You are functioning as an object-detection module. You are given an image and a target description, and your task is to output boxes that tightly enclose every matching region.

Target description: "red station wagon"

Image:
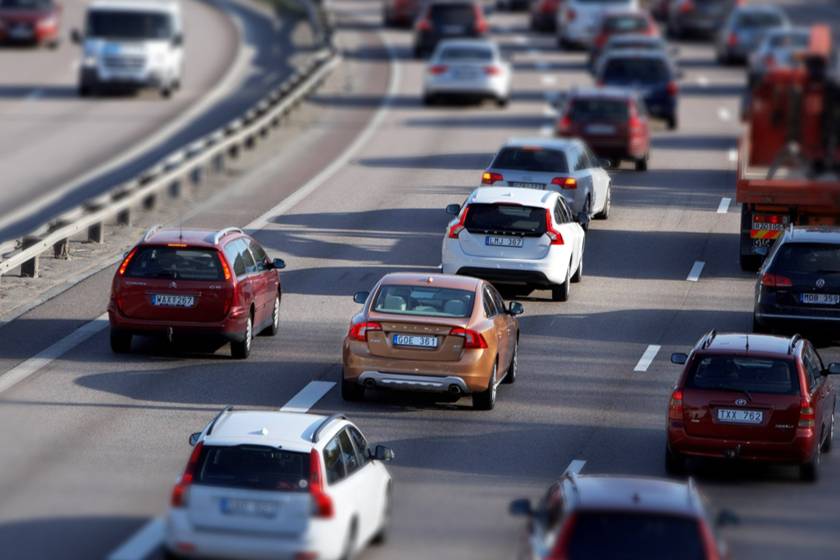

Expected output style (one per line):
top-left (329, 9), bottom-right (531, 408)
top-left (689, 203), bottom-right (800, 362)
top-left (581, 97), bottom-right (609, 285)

top-left (667, 331), bottom-right (838, 481)
top-left (108, 226), bottom-right (286, 359)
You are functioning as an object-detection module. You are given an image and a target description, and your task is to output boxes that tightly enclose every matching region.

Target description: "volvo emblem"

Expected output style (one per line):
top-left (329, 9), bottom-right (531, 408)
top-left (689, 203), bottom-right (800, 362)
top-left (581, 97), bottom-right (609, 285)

top-left (169, 281), bottom-right (177, 289)
top-left (735, 398), bottom-right (748, 406)
top-left (816, 278), bottom-right (826, 289)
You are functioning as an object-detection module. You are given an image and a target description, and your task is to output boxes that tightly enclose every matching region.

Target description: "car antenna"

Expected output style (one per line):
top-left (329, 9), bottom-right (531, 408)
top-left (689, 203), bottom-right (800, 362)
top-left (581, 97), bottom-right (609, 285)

top-left (178, 211), bottom-right (183, 241)
top-left (745, 334), bottom-right (749, 352)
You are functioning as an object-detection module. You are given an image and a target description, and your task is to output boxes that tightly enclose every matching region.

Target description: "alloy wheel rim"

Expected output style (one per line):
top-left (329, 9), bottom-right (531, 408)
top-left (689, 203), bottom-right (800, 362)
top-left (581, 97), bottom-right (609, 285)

top-left (245, 318), bottom-right (252, 350)
top-left (273, 298), bottom-right (280, 329)
top-left (491, 365), bottom-right (497, 401)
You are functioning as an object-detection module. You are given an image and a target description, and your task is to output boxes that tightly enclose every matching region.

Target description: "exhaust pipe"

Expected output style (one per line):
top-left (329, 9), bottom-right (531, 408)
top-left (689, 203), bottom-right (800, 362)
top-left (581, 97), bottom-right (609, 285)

top-left (448, 384), bottom-right (462, 395)
top-left (364, 378), bottom-right (377, 389)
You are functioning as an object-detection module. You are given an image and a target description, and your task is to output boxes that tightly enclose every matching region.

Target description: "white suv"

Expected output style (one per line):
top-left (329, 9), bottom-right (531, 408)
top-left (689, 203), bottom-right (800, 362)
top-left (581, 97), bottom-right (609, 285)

top-left (165, 408), bottom-right (394, 560)
top-left (441, 187), bottom-right (586, 301)
top-left (557, 0), bottom-right (640, 48)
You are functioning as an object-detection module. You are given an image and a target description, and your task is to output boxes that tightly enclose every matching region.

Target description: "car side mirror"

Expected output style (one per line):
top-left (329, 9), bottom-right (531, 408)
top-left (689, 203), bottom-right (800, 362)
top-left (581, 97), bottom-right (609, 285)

top-left (271, 258), bottom-right (286, 270)
top-left (353, 291), bottom-right (369, 304)
top-left (71, 28), bottom-right (82, 44)
top-left (374, 445), bottom-right (395, 462)
top-left (508, 301), bottom-right (524, 316)
top-left (826, 362), bottom-right (840, 376)
top-left (509, 498), bottom-right (532, 517)
top-left (172, 33), bottom-right (184, 47)
top-left (445, 203), bottom-right (461, 216)
top-left (598, 157), bottom-right (612, 168)
top-left (715, 509), bottom-right (740, 528)
top-left (188, 432), bottom-right (201, 447)
top-left (576, 212), bottom-right (590, 229)
top-left (671, 352), bottom-right (688, 365)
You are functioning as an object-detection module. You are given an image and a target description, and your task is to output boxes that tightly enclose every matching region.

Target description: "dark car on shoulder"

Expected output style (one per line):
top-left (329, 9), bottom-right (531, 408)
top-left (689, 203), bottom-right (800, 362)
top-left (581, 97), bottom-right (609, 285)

top-left (0, 0), bottom-right (61, 47)
top-left (383, 0), bottom-right (422, 28)
top-left (413, 0), bottom-right (489, 58)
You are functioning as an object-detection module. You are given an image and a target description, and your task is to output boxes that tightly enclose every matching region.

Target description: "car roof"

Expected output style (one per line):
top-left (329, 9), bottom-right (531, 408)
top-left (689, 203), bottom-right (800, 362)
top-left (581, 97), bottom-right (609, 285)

top-left (140, 227), bottom-right (241, 248)
top-left (376, 272), bottom-right (482, 291)
top-left (503, 137), bottom-right (581, 151)
top-left (468, 187), bottom-right (559, 209)
top-left (568, 475), bottom-right (702, 517)
top-left (437, 38), bottom-right (496, 50)
top-left (202, 410), bottom-right (342, 453)
top-left (90, 0), bottom-right (180, 13)
top-left (699, 332), bottom-right (797, 357)
top-left (785, 226), bottom-right (840, 244)
top-left (569, 86), bottom-right (637, 100)
top-left (602, 49), bottom-right (669, 62)
top-left (733, 4), bottom-right (786, 16)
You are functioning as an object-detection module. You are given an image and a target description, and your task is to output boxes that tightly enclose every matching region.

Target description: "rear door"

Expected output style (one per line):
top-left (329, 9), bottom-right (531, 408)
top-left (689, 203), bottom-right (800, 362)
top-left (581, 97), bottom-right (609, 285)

top-left (342, 427), bottom-right (382, 543)
top-left (803, 343), bottom-right (831, 443)
top-left (582, 144), bottom-right (608, 213)
top-left (488, 284), bottom-right (516, 363)
top-left (459, 203), bottom-right (551, 260)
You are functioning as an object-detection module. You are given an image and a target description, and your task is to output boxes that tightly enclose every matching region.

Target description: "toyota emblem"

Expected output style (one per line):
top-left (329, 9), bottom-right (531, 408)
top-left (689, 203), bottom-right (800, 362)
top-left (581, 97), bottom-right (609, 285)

top-left (735, 398), bottom-right (748, 406)
top-left (169, 281), bottom-right (177, 289)
top-left (817, 278), bottom-right (826, 289)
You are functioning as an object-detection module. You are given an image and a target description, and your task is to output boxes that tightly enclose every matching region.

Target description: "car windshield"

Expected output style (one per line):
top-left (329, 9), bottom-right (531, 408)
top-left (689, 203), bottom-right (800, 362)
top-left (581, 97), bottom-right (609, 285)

top-left (771, 243), bottom-right (840, 275)
top-left (602, 58), bottom-right (670, 83)
top-left (686, 356), bottom-right (799, 395)
top-left (569, 98), bottom-right (629, 122)
top-left (195, 446), bottom-right (310, 492)
top-left (429, 4), bottom-right (475, 25)
top-left (0, 0), bottom-right (51, 8)
top-left (372, 285), bottom-right (476, 317)
top-left (608, 37), bottom-right (662, 51)
top-left (439, 46), bottom-right (493, 62)
top-left (736, 11), bottom-right (784, 29)
top-left (124, 247), bottom-right (225, 281)
top-left (605, 16), bottom-right (647, 33)
top-left (566, 512), bottom-right (706, 560)
top-left (86, 10), bottom-right (173, 40)
top-left (491, 146), bottom-right (569, 172)
top-left (464, 203), bottom-right (547, 236)
top-left (574, 0), bottom-right (631, 4)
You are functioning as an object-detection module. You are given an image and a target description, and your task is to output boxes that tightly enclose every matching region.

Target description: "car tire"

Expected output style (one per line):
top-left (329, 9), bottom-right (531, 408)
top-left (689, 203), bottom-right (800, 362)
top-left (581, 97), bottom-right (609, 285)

top-left (665, 445), bottom-right (686, 476)
top-left (414, 46), bottom-right (425, 59)
top-left (162, 549), bottom-right (181, 560)
top-left (551, 264), bottom-right (571, 302)
top-left (571, 251), bottom-right (583, 283)
top-left (422, 94), bottom-right (436, 106)
top-left (341, 376), bottom-right (365, 401)
top-left (667, 115), bottom-right (678, 130)
top-left (339, 520), bottom-right (357, 560)
top-left (580, 197), bottom-right (591, 231)
top-left (800, 446), bottom-right (821, 482)
top-left (595, 185), bottom-right (611, 220)
top-left (823, 406), bottom-right (835, 453)
top-left (78, 83), bottom-right (91, 97)
top-left (473, 362), bottom-right (497, 410)
top-left (739, 253), bottom-right (761, 272)
top-left (496, 96), bottom-right (509, 108)
top-left (635, 156), bottom-right (648, 172)
top-left (371, 484), bottom-right (391, 545)
top-left (230, 314), bottom-right (253, 359)
top-left (502, 341), bottom-right (518, 384)
top-left (160, 86), bottom-right (172, 98)
top-left (110, 330), bottom-right (132, 354)
top-left (261, 295), bottom-right (281, 336)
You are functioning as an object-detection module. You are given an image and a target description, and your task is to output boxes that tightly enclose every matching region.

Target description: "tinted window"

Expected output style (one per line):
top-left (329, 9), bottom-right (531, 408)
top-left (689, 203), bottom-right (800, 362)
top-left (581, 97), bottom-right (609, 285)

top-left (566, 512), bottom-right (705, 560)
top-left (195, 445), bottom-right (309, 492)
top-left (323, 437), bottom-right (346, 484)
top-left (338, 430), bottom-right (361, 477)
top-left (429, 3), bottom-right (475, 25)
top-left (439, 46), bottom-right (493, 62)
top-left (0, 0), bottom-right (52, 8)
top-left (492, 147), bottom-right (568, 173)
top-left (347, 427), bottom-right (370, 465)
top-left (569, 98), bottom-right (629, 122)
top-left (735, 11), bottom-right (784, 29)
top-left (602, 58), bottom-right (670, 83)
top-left (604, 15), bottom-right (648, 33)
top-left (249, 240), bottom-right (269, 272)
top-left (770, 243), bottom-right (840, 275)
top-left (802, 345), bottom-right (823, 393)
top-left (124, 247), bottom-right (224, 281)
top-left (464, 203), bottom-right (547, 236)
top-left (223, 240), bottom-right (252, 278)
top-left (483, 287), bottom-right (499, 316)
top-left (373, 285), bottom-right (476, 318)
top-left (489, 286), bottom-right (506, 310)
top-left (686, 356), bottom-right (799, 395)
top-left (87, 10), bottom-right (174, 40)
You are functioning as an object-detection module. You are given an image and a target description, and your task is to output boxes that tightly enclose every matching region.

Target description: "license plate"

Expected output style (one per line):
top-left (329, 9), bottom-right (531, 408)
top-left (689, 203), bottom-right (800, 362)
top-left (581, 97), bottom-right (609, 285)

top-left (392, 334), bottom-right (438, 348)
top-left (220, 498), bottom-right (279, 518)
top-left (442, 24), bottom-right (465, 34)
top-left (486, 236), bottom-right (524, 248)
top-left (10, 26), bottom-right (33, 39)
top-left (801, 293), bottom-right (840, 305)
top-left (152, 294), bottom-right (195, 307)
top-left (716, 408), bottom-right (764, 424)
top-left (453, 68), bottom-right (478, 79)
top-left (511, 182), bottom-right (543, 189)
top-left (586, 124), bottom-right (616, 135)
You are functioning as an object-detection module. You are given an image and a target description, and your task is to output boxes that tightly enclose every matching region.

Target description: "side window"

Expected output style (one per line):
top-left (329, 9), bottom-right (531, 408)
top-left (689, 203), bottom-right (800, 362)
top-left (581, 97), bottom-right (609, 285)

top-left (236, 239), bottom-right (258, 275)
top-left (558, 198), bottom-right (573, 223)
top-left (248, 240), bottom-right (269, 272)
top-left (347, 427), bottom-right (370, 465)
top-left (584, 145), bottom-right (598, 168)
top-left (490, 286), bottom-right (506, 311)
top-left (573, 148), bottom-right (586, 172)
top-left (803, 345), bottom-right (824, 392)
top-left (323, 437), bottom-right (346, 485)
top-left (337, 430), bottom-right (361, 477)
top-left (483, 288), bottom-right (498, 317)
top-left (554, 201), bottom-right (568, 224)
top-left (223, 241), bottom-right (247, 278)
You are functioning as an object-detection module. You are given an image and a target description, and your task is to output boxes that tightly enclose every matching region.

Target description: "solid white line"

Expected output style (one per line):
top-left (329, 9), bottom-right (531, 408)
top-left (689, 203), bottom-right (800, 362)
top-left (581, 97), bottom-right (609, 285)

top-left (686, 260), bottom-right (705, 282)
top-left (0, 313), bottom-right (108, 395)
top-left (539, 125), bottom-right (554, 137)
top-left (106, 517), bottom-right (165, 560)
top-left (727, 148), bottom-right (738, 163)
top-left (634, 345), bottom-right (661, 372)
top-left (716, 197), bottom-right (731, 214)
top-left (514, 35), bottom-right (528, 44)
top-left (280, 381), bottom-right (336, 413)
top-left (541, 75), bottom-right (557, 86)
top-left (564, 459), bottom-right (586, 475)
top-left (543, 105), bottom-right (557, 117)
top-left (717, 107), bottom-right (731, 121)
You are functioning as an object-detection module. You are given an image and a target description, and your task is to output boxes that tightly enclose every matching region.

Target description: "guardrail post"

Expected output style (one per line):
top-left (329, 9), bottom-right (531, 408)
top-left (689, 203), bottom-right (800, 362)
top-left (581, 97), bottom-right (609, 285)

top-left (88, 222), bottom-right (104, 243)
top-left (169, 180), bottom-right (184, 199)
top-left (53, 238), bottom-right (69, 260)
top-left (116, 208), bottom-right (132, 226)
top-left (143, 193), bottom-right (157, 210)
top-left (20, 236), bottom-right (40, 277)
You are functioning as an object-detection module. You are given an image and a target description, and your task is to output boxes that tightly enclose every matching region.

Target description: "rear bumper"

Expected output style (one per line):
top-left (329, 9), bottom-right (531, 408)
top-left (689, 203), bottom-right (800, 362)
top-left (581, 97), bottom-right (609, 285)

top-left (754, 308), bottom-right (840, 332)
top-left (424, 77), bottom-right (507, 99)
top-left (584, 137), bottom-right (643, 160)
top-left (668, 427), bottom-right (817, 464)
top-left (80, 67), bottom-right (166, 90)
top-left (108, 305), bottom-right (249, 342)
top-left (455, 266), bottom-right (553, 288)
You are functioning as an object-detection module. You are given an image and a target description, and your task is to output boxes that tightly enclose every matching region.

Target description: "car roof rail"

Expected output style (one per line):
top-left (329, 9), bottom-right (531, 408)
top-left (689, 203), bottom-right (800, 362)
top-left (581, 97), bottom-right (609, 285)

top-left (788, 333), bottom-right (802, 355)
top-left (686, 477), bottom-right (699, 510)
top-left (205, 405), bottom-right (234, 436)
top-left (142, 224), bottom-right (163, 242)
top-left (311, 413), bottom-right (347, 444)
top-left (700, 329), bottom-right (717, 350)
top-left (213, 227), bottom-right (244, 245)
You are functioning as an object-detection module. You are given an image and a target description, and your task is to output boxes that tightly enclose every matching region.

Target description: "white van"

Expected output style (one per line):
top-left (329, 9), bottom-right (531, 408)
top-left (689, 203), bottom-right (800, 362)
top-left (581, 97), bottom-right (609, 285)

top-left (73, 0), bottom-right (184, 97)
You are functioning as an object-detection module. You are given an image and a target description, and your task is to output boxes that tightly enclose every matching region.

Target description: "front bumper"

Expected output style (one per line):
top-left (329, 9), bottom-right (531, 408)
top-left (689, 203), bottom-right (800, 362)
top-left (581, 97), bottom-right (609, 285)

top-left (80, 66), bottom-right (164, 90)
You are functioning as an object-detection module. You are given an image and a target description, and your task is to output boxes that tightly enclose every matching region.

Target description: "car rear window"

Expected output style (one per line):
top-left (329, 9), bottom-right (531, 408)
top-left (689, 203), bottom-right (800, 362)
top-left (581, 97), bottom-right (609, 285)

top-left (686, 356), bottom-right (799, 395)
top-left (768, 33), bottom-right (810, 49)
top-left (567, 512), bottom-right (705, 560)
top-left (574, 0), bottom-right (632, 4)
top-left (569, 98), bottom-right (629, 122)
top-left (429, 3), bottom-right (475, 25)
top-left (771, 243), bottom-right (840, 275)
top-left (602, 57), bottom-right (670, 83)
top-left (604, 15), bottom-right (647, 33)
top-left (195, 445), bottom-right (310, 492)
top-left (735, 11), bottom-right (784, 29)
top-left (607, 38), bottom-right (661, 51)
top-left (491, 147), bottom-right (569, 173)
top-left (124, 247), bottom-right (225, 281)
top-left (464, 203), bottom-right (547, 236)
top-left (439, 46), bottom-right (493, 62)
top-left (372, 285), bottom-right (475, 317)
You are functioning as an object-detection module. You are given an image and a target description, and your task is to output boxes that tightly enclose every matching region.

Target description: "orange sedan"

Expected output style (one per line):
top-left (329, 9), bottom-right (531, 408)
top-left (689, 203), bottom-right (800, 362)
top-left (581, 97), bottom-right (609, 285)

top-left (342, 273), bottom-right (523, 410)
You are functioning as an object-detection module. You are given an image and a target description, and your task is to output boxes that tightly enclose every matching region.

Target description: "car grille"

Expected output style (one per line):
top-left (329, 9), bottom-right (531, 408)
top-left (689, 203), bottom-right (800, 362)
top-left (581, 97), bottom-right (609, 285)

top-left (104, 56), bottom-right (146, 70)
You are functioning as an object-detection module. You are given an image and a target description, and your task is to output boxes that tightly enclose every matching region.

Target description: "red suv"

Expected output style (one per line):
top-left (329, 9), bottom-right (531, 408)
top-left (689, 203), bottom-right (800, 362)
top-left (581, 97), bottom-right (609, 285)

top-left (108, 226), bottom-right (285, 359)
top-left (667, 331), bottom-right (837, 481)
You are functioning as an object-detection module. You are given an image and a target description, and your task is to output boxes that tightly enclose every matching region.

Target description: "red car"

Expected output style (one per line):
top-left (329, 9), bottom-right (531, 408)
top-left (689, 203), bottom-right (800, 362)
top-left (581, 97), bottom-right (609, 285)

top-left (0, 0), bottom-right (61, 47)
top-left (667, 331), bottom-right (838, 481)
top-left (556, 87), bottom-right (651, 170)
top-left (530, 0), bottom-right (562, 32)
top-left (383, 0), bottom-right (421, 28)
top-left (108, 226), bottom-right (285, 359)
top-left (590, 10), bottom-right (659, 67)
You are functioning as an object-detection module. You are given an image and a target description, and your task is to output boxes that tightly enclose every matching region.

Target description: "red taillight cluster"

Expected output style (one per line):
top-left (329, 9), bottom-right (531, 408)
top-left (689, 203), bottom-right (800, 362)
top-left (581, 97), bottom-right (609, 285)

top-left (481, 171), bottom-right (503, 185)
top-left (171, 442), bottom-right (204, 508)
top-left (448, 206), bottom-right (470, 239)
top-left (449, 327), bottom-right (487, 349)
top-left (118, 247), bottom-right (138, 276)
top-left (484, 65), bottom-right (501, 76)
top-left (348, 321), bottom-right (383, 341)
top-left (551, 176), bottom-right (577, 190)
top-left (679, 0), bottom-right (695, 14)
top-left (544, 209), bottom-right (564, 245)
top-left (309, 450), bottom-right (334, 518)
top-left (760, 273), bottom-right (792, 288)
top-left (556, 115), bottom-right (572, 135)
top-left (799, 398), bottom-right (816, 429)
top-left (727, 32), bottom-right (738, 47)
top-left (218, 251), bottom-right (232, 281)
top-left (628, 115), bottom-right (644, 133)
top-left (594, 32), bottom-right (607, 50)
top-left (668, 389), bottom-right (684, 421)
top-left (428, 64), bottom-right (448, 75)
top-left (666, 81), bottom-right (679, 96)
top-left (416, 19), bottom-right (432, 32)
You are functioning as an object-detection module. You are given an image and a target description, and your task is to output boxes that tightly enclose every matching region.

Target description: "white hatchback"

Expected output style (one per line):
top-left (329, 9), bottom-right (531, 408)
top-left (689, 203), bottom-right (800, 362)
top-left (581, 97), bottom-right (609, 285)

top-left (165, 408), bottom-right (394, 560)
top-left (423, 39), bottom-right (512, 107)
top-left (441, 187), bottom-right (586, 301)
top-left (557, 0), bottom-right (640, 48)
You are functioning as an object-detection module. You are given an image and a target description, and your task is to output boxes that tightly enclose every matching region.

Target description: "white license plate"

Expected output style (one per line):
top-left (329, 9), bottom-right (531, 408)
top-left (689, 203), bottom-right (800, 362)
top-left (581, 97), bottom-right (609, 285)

top-left (442, 24), bottom-right (465, 34)
top-left (801, 293), bottom-right (840, 305)
top-left (10, 26), bottom-right (33, 39)
top-left (152, 294), bottom-right (195, 307)
top-left (717, 408), bottom-right (764, 424)
top-left (393, 334), bottom-right (438, 348)
top-left (486, 236), bottom-right (524, 248)
top-left (220, 498), bottom-right (279, 518)
top-left (586, 124), bottom-right (616, 135)
top-left (511, 182), bottom-right (543, 189)
top-left (453, 68), bottom-right (479, 79)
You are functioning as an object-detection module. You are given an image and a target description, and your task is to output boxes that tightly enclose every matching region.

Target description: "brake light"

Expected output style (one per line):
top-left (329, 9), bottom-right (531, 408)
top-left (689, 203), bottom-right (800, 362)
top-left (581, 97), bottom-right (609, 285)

top-left (447, 206), bottom-right (469, 239)
top-left (171, 442), bottom-right (203, 508)
top-left (118, 247), bottom-right (138, 276)
top-left (428, 64), bottom-right (448, 75)
top-left (218, 252), bottom-right (232, 281)
top-left (566, 7), bottom-right (575, 22)
top-left (416, 19), bottom-right (431, 31)
top-left (551, 176), bottom-right (577, 189)
top-left (667, 81), bottom-right (679, 96)
top-left (556, 115), bottom-right (572, 135)
top-left (798, 398), bottom-right (815, 429)
top-left (544, 209), bottom-right (564, 245)
top-left (669, 389), bottom-right (684, 421)
top-left (679, 0), bottom-right (694, 14)
top-left (484, 65), bottom-right (501, 75)
top-left (727, 32), bottom-right (738, 47)
top-left (628, 115), bottom-right (643, 133)
top-left (474, 7), bottom-right (488, 34)
top-left (481, 171), bottom-right (503, 185)
top-left (309, 450), bottom-right (334, 518)
top-left (760, 273), bottom-right (792, 288)
top-left (167, 243), bottom-right (188, 248)
top-left (449, 327), bottom-right (488, 349)
top-left (348, 321), bottom-right (382, 342)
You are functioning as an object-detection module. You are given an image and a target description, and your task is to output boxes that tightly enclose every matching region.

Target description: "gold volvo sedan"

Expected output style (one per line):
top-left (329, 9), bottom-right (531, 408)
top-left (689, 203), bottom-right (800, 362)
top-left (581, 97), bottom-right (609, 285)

top-left (342, 273), bottom-right (523, 410)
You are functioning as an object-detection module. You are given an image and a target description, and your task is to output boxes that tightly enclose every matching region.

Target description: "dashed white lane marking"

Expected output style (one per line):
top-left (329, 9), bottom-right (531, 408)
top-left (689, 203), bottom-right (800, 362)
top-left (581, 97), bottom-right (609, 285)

top-left (535, 60), bottom-right (549, 70)
top-left (107, 517), bottom-right (165, 560)
top-left (541, 75), bottom-right (557, 86)
top-left (564, 459), bottom-right (586, 475)
top-left (0, 313), bottom-right (108, 395)
top-left (696, 75), bottom-right (709, 87)
top-left (634, 345), bottom-right (661, 372)
top-left (716, 197), bottom-right (731, 214)
top-left (717, 107), bottom-right (731, 121)
top-left (540, 125), bottom-right (554, 136)
top-left (543, 105), bottom-right (558, 117)
top-left (687, 261), bottom-right (705, 282)
top-left (280, 381), bottom-right (336, 413)
top-left (727, 148), bottom-right (738, 163)
top-left (514, 35), bottom-right (528, 44)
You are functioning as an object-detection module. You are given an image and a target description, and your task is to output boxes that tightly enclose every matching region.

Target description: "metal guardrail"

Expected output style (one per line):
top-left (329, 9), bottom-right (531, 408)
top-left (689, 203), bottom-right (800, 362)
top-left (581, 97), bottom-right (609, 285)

top-left (0, 2), bottom-right (339, 280)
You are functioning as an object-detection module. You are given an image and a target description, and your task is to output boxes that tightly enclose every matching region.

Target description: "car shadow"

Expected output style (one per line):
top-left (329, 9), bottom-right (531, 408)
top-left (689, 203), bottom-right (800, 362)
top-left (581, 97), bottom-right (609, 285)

top-left (358, 152), bottom-right (494, 170)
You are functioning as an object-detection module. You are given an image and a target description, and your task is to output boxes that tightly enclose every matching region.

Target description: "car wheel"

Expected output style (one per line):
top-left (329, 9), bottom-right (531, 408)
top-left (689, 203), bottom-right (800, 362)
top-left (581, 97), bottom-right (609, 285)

top-left (502, 341), bottom-right (518, 384)
top-left (571, 251), bottom-right (583, 283)
top-left (551, 264), bottom-right (571, 302)
top-left (635, 156), bottom-right (648, 172)
top-left (339, 520), bottom-right (357, 560)
top-left (162, 549), bottom-right (181, 560)
top-left (667, 115), bottom-right (678, 130)
top-left (78, 83), bottom-right (91, 97)
top-left (472, 362), bottom-right (497, 410)
top-left (580, 197), bottom-right (591, 231)
top-left (751, 314), bottom-right (764, 334)
top-left (230, 314), bottom-right (253, 359)
top-left (665, 445), bottom-right (686, 476)
top-left (261, 295), bottom-right (281, 336)
top-left (422, 93), bottom-right (436, 106)
top-left (110, 330), bottom-right (132, 354)
top-left (595, 185), bottom-right (611, 219)
top-left (739, 253), bottom-right (761, 272)
top-left (413, 46), bottom-right (425, 59)
top-left (341, 375), bottom-right (365, 401)
top-left (160, 86), bottom-right (172, 98)
top-left (800, 445), bottom-right (821, 482)
top-left (823, 406), bottom-right (835, 453)
top-left (372, 484), bottom-right (391, 545)
top-left (496, 96), bottom-right (509, 108)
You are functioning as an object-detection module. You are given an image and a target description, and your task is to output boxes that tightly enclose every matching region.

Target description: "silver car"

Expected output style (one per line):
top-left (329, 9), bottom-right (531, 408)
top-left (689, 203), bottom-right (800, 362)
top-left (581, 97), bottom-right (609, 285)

top-left (481, 138), bottom-right (612, 226)
top-left (747, 27), bottom-right (810, 87)
top-left (716, 5), bottom-right (790, 65)
top-left (423, 39), bottom-right (511, 106)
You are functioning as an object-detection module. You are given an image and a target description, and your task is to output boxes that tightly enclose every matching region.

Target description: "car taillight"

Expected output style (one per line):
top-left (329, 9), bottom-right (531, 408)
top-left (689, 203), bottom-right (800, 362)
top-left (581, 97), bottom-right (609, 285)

top-left (416, 18), bottom-right (432, 31)
top-left (171, 442), bottom-right (203, 508)
top-left (679, 0), bottom-right (694, 14)
top-left (594, 32), bottom-right (607, 49)
top-left (428, 64), bottom-right (448, 75)
top-left (481, 171), bottom-right (503, 185)
top-left (799, 398), bottom-right (816, 429)
top-left (447, 206), bottom-right (470, 238)
top-left (218, 251), bottom-right (232, 281)
top-left (118, 247), bottom-right (138, 276)
top-left (484, 65), bottom-right (501, 75)
top-left (449, 327), bottom-right (487, 349)
top-left (348, 321), bottom-right (382, 342)
top-left (309, 450), bottom-right (334, 518)
top-left (764, 54), bottom-right (776, 68)
top-left (667, 81), bottom-right (679, 96)
top-left (727, 32), bottom-right (738, 47)
top-left (544, 209), bottom-right (564, 245)
top-left (629, 115), bottom-right (643, 132)
top-left (540, 0), bottom-right (555, 14)
top-left (474, 15), bottom-right (488, 34)
top-left (551, 176), bottom-right (577, 189)
top-left (760, 273), bottom-right (792, 288)
top-left (566, 7), bottom-right (575, 22)
top-left (669, 389), bottom-right (684, 421)
top-left (556, 115), bottom-right (572, 135)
